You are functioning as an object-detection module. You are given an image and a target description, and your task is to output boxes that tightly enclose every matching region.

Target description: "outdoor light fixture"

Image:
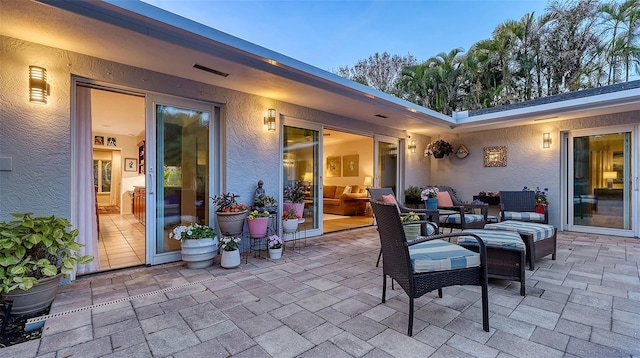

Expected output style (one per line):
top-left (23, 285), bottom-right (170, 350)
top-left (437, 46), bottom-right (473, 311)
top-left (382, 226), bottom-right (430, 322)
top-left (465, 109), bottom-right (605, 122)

top-left (264, 108), bottom-right (276, 131)
top-left (29, 66), bottom-right (50, 104)
top-left (543, 133), bottom-right (552, 148)
top-left (603, 171), bottom-right (617, 189)
top-left (408, 140), bottom-right (417, 153)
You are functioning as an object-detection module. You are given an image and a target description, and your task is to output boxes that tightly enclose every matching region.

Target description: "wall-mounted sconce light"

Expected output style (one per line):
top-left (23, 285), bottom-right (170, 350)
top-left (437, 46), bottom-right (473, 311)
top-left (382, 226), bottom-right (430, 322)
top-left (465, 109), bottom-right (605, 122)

top-left (603, 171), bottom-right (617, 189)
top-left (29, 66), bottom-right (50, 104)
top-left (542, 133), bottom-right (552, 148)
top-left (408, 140), bottom-right (417, 153)
top-left (264, 108), bottom-right (276, 131)
top-left (364, 176), bottom-right (373, 188)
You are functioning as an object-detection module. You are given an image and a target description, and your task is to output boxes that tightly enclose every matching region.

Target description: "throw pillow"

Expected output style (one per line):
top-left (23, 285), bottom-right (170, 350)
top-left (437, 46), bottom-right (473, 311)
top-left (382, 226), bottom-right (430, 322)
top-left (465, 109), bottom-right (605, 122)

top-left (335, 185), bottom-right (346, 198)
top-left (437, 191), bottom-right (454, 207)
top-left (351, 185), bottom-right (361, 193)
top-left (343, 185), bottom-right (352, 194)
top-left (381, 194), bottom-right (400, 213)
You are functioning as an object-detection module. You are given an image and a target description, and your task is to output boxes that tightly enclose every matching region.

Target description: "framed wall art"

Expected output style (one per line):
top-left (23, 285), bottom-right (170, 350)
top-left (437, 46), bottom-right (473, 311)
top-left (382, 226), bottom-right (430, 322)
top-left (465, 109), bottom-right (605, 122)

top-left (124, 158), bottom-right (138, 172)
top-left (342, 154), bottom-right (359, 177)
top-left (483, 146), bottom-right (507, 167)
top-left (326, 156), bottom-right (341, 177)
top-left (94, 136), bottom-right (104, 145)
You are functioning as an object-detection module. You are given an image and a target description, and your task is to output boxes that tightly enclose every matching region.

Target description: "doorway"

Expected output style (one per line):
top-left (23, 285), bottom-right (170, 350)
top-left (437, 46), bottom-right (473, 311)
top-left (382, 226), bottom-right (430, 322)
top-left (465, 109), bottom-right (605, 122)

top-left (566, 126), bottom-right (636, 237)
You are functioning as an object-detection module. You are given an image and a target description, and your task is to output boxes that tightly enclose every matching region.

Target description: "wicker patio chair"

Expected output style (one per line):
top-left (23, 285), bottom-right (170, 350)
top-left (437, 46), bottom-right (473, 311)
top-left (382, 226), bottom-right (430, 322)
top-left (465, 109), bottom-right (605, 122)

top-left (435, 186), bottom-right (488, 231)
top-left (370, 200), bottom-right (489, 336)
top-left (499, 191), bottom-right (548, 224)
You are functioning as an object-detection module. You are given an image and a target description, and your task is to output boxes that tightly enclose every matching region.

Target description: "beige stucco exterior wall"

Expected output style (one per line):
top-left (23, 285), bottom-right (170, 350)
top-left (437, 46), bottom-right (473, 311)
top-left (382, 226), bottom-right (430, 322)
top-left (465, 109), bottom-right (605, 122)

top-left (0, 36), bottom-right (418, 221)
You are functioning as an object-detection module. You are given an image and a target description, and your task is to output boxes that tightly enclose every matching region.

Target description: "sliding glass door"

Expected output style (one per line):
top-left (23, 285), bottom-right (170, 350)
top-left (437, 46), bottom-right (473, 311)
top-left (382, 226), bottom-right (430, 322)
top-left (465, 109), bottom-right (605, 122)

top-left (375, 136), bottom-right (399, 194)
top-left (568, 126), bottom-right (635, 236)
top-left (146, 95), bottom-right (217, 265)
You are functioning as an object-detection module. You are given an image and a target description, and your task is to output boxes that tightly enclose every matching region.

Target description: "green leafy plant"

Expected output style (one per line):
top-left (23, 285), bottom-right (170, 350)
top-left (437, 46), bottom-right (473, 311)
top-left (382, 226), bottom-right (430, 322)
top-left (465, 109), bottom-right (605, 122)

top-left (401, 212), bottom-right (421, 223)
top-left (211, 192), bottom-right (249, 212)
top-left (404, 186), bottom-right (422, 203)
top-left (248, 210), bottom-right (270, 220)
top-left (255, 195), bottom-right (277, 208)
top-left (282, 210), bottom-right (300, 220)
top-left (0, 213), bottom-right (94, 293)
top-left (283, 181), bottom-right (306, 203)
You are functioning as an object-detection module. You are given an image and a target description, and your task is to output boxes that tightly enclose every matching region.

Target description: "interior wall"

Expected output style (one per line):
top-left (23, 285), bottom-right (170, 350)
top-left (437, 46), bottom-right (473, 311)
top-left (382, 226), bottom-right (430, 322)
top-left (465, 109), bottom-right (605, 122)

top-left (323, 137), bottom-right (373, 188)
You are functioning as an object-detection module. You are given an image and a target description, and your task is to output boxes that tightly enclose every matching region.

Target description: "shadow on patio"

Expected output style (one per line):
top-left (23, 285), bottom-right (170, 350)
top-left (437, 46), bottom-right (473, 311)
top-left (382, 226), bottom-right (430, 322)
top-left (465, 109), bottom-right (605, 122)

top-left (3, 228), bottom-right (640, 357)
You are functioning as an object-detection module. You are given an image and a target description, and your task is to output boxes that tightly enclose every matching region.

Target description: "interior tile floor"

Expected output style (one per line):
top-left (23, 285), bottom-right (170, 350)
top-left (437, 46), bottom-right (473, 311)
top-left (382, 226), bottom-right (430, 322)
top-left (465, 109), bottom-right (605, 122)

top-left (98, 213), bottom-right (145, 270)
top-left (6, 228), bottom-right (640, 357)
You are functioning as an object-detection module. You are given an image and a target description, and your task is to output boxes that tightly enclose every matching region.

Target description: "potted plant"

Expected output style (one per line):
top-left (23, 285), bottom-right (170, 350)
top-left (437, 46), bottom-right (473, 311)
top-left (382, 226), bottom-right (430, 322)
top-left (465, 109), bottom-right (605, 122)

top-left (404, 186), bottom-right (422, 206)
top-left (267, 235), bottom-right (283, 260)
top-left (283, 181), bottom-right (306, 218)
top-left (282, 210), bottom-right (300, 233)
top-left (524, 186), bottom-right (549, 213)
top-left (421, 187), bottom-right (440, 210)
top-left (400, 212), bottom-right (421, 241)
top-left (255, 194), bottom-right (277, 213)
top-left (424, 139), bottom-right (454, 158)
top-left (219, 236), bottom-right (242, 269)
top-left (211, 192), bottom-right (249, 236)
top-left (0, 213), bottom-right (94, 315)
top-left (169, 223), bottom-right (217, 269)
top-left (247, 210), bottom-right (270, 238)
top-left (473, 191), bottom-right (500, 205)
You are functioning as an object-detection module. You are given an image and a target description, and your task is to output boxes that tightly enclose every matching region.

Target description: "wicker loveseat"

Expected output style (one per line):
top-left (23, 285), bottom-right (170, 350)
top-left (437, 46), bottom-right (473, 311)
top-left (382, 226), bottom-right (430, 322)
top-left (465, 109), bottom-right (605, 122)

top-left (322, 185), bottom-right (368, 215)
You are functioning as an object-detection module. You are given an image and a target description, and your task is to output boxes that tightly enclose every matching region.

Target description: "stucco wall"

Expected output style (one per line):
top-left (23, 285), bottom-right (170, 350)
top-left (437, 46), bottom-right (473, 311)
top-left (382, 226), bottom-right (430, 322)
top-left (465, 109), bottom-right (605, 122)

top-left (430, 111), bottom-right (639, 227)
top-left (0, 36), bottom-right (414, 221)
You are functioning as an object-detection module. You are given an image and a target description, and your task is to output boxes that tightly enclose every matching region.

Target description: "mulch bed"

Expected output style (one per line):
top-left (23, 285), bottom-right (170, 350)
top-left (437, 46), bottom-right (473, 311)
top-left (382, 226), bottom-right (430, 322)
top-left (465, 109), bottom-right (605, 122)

top-left (0, 307), bottom-right (47, 348)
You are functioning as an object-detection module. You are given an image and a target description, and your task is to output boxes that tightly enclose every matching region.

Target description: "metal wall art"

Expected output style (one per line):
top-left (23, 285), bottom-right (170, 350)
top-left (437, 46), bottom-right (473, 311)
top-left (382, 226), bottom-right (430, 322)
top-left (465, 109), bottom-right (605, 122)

top-left (483, 146), bottom-right (507, 167)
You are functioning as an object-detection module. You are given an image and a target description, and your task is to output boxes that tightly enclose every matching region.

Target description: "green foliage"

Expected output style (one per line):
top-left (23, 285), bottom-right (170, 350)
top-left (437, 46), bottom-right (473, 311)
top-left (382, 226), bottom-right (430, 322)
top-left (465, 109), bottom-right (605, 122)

top-left (0, 213), bottom-right (94, 293)
top-left (404, 186), bottom-right (422, 200)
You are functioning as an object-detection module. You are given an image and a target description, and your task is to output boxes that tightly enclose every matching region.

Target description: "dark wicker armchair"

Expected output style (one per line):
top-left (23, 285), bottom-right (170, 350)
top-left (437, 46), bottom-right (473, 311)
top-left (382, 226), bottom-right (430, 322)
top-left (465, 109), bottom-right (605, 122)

top-left (370, 200), bottom-right (489, 336)
top-left (435, 186), bottom-right (488, 231)
top-left (499, 191), bottom-right (548, 224)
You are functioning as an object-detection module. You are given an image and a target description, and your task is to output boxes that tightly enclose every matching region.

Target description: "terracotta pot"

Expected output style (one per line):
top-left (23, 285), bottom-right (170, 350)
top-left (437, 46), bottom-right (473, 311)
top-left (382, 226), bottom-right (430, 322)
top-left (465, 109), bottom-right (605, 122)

top-left (216, 210), bottom-right (248, 236)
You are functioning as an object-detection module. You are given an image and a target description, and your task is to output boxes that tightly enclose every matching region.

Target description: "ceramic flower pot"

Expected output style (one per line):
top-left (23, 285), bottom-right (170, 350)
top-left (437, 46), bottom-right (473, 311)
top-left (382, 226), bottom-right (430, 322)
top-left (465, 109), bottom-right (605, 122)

top-left (403, 224), bottom-right (421, 241)
top-left (282, 219), bottom-right (299, 233)
top-left (269, 247), bottom-right (283, 260)
top-left (4, 273), bottom-right (62, 315)
top-left (216, 210), bottom-right (248, 236)
top-left (426, 198), bottom-right (438, 210)
top-left (221, 249), bottom-right (241, 269)
top-left (181, 238), bottom-right (217, 269)
top-left (247, 217), bottom-right (269, 238)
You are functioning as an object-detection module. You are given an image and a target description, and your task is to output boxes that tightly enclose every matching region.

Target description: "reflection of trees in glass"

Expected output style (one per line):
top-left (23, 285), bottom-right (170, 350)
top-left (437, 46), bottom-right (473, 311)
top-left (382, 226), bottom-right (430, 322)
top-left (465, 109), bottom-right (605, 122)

top-left (93, 160), bottom-right (98, 187)
top-left (102, 161), bottom-right (111, 193)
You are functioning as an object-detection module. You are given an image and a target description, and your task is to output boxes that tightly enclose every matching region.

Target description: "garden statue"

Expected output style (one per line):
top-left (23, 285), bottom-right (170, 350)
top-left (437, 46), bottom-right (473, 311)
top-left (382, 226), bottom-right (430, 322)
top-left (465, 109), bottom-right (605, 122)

top-left (254, 180), bottom-right (265, 205)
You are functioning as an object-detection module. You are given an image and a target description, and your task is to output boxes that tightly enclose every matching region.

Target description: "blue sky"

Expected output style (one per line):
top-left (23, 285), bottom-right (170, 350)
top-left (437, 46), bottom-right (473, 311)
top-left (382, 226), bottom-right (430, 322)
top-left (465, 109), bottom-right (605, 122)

top-left (144, 0), bottom-right (549, 72)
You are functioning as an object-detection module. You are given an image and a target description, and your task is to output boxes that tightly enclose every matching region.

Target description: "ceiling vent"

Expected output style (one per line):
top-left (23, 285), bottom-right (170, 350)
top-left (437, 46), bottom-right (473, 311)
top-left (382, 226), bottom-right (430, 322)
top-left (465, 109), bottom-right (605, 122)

top-left (375, 114), bottom-right (388, 118)
top-left (193, 64), bottom-right (229, 77)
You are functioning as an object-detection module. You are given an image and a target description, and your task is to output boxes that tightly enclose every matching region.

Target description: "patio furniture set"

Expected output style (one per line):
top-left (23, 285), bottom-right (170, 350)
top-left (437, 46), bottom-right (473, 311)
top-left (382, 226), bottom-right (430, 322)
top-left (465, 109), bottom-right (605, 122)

top-left (367, 188), bottom-right (558, 336)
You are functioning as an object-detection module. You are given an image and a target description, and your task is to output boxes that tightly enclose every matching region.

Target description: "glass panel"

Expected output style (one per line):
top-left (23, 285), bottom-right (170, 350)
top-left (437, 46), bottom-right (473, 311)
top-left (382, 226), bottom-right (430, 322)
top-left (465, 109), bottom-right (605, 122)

top-left (93, 160), bottom-right (98, 187)
top-left (377, 141), bottom-right (398, 194)
top-left (101, 160), bottom-right (111, 193)
top-left (283, 126), bottom-right (318, 231)
top-left (572, 132), bottom-right (632, 230)
top-left (156, 104), bottom-right (210, 255)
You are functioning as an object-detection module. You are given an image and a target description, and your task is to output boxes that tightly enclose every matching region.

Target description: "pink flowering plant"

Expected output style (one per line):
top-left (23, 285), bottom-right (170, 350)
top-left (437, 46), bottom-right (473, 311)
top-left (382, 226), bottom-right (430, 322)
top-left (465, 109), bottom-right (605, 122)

top-left (282, 210), bottom-right (300, 220)
top-left (267, 235), bottom-right (283, 249)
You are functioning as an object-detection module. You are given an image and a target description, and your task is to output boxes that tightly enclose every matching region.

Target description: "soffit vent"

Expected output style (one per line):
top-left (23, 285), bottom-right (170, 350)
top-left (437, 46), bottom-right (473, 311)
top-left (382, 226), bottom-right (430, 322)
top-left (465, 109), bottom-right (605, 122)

top-left (375, 114), bottom-right (388, 118)
top-left (193, 63), bottom-right (229, 77)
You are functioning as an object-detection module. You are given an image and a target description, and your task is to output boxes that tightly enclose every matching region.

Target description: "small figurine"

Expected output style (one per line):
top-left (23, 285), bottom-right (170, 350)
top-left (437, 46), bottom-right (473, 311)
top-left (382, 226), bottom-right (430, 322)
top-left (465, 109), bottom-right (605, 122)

top-left (254, 180), bottom-right (265, 204)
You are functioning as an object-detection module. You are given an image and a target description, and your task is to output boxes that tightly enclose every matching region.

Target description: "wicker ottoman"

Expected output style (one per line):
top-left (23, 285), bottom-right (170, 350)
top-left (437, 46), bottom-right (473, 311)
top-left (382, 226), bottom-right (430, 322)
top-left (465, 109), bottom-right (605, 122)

top-left (484, 220), bottom-right (557, 270)
top-left (458, 229), bottom-right (526, 296)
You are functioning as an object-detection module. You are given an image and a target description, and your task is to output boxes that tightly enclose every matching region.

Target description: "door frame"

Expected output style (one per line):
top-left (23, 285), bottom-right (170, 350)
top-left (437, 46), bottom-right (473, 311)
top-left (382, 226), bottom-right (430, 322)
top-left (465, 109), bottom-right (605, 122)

top-left (562, 124), bottom-right (638, 237)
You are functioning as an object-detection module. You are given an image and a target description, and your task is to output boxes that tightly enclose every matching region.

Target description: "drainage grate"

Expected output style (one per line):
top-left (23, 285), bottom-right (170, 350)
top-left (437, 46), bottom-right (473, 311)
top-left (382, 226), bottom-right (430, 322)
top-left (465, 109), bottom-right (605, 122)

top-left (25, 276), bottom-right (218, 330)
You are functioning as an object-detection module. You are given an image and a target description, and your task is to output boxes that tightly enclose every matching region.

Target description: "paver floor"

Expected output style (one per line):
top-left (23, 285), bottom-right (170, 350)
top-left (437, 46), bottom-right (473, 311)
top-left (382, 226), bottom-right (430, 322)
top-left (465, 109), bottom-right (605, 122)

top-left (2, 228), bottom-right (639, 357)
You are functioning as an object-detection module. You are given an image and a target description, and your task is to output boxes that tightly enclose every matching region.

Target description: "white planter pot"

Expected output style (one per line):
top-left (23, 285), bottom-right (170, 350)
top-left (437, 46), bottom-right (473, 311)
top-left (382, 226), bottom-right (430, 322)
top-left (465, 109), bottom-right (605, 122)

top-left (181, 237), bottom-right (218, 269)
top-left (221, 249), bottom-right (241, 269)
top-left (269, 248), bottom-right (283, 260)
top-left (282, 219), bottom-right (299, 233)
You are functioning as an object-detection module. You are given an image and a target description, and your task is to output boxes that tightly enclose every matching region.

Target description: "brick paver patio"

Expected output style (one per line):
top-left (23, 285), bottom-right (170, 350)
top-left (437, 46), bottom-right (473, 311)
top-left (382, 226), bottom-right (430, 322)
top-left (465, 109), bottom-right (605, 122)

top-left (2, 227), bottom-right (640, 357)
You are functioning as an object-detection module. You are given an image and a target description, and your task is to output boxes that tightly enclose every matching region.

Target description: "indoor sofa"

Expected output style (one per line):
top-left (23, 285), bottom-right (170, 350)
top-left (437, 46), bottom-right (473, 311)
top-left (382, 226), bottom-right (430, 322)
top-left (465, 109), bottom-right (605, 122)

top-left (323, 185), bottom-right (368, 215)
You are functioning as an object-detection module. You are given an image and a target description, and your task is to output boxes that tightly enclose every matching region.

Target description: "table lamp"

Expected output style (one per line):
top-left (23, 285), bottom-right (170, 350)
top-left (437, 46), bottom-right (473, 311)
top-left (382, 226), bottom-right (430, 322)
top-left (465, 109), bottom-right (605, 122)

top-left (364, 176), bottom-right (373, 188)
top-left (603, 171), bottom-right (617, 189)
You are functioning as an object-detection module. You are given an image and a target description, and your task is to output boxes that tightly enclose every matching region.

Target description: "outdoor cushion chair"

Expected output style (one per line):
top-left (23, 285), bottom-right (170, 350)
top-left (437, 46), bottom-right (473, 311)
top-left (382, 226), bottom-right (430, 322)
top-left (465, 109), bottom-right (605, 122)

top-left (435, 186), bottom-right (488, 231)
top-left (369, 200), bottom-right (489, 336)
top-left (499, 191), bottom-right (548, 224)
